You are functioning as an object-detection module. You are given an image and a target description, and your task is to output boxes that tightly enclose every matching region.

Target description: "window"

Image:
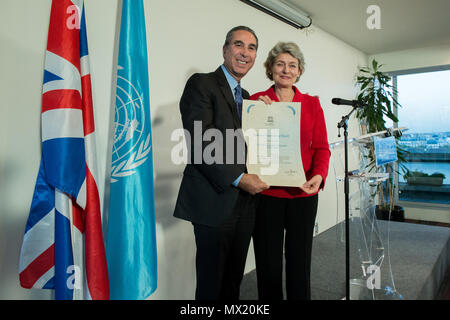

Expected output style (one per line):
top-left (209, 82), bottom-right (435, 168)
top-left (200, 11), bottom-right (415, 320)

top-left (391, 68), bottom-right (450, 205)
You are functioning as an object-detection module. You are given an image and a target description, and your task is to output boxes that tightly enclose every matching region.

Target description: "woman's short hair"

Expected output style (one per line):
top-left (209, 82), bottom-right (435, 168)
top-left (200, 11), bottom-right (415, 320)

top-left (264, 42), bottom-right (305, 82)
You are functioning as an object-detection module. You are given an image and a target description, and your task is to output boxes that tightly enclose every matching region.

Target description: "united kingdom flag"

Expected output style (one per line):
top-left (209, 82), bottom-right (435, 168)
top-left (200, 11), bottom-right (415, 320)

top-left (18, 0), bottom-right (109, 300)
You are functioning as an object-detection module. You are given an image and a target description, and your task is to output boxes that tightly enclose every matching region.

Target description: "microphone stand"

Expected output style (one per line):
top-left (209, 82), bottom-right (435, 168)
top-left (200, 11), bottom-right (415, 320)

top-left (337, 105), bottom-right (358, 300)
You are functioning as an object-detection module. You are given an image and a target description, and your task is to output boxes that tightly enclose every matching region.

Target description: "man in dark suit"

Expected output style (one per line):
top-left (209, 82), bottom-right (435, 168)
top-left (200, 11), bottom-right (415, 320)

top-left (174, 26), bottom-right (268, 300)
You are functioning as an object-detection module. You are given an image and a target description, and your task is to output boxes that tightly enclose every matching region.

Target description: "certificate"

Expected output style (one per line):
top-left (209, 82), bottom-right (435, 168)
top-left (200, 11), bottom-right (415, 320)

top-left (242, 99), bottom-right (306, 187)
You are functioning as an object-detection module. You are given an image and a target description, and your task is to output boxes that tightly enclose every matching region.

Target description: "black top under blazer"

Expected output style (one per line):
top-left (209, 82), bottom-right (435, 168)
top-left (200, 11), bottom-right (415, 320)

top-left (173, 67), bottom-right (249, 227)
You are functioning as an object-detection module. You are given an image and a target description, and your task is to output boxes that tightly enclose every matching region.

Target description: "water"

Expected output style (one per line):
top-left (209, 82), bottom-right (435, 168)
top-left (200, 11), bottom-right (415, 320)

top-left (399, 162), bottom-right (450, 184)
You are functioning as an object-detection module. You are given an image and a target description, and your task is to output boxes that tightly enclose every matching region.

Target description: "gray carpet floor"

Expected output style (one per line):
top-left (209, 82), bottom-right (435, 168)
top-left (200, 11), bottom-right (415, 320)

top-left (240, 220), bottom-right (450, 300)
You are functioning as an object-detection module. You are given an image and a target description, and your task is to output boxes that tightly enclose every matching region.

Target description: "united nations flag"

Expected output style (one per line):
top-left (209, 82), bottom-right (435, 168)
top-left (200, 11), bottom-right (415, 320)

top-left (106, 0), bottom-right (157, 300)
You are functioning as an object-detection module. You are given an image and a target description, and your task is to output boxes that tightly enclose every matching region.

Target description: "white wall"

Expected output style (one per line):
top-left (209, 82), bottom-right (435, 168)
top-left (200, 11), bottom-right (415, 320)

top-left (404, 205), bottom-right (450, 224)
top-left (0, 0), bottom-right (367, 299)
top-left (1, 0), bottom-right (52, 300)
top-left (369, 44), bottom-right (450, 72)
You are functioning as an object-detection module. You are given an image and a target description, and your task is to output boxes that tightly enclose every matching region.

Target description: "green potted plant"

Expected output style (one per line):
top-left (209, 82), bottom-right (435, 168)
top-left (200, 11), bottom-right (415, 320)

top-left (355, 59), bottom-right (406, 222)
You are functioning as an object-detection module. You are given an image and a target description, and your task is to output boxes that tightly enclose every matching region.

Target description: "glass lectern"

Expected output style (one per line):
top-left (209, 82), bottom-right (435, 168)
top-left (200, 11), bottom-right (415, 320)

top-left (329, 129), bottom-right (404, 300)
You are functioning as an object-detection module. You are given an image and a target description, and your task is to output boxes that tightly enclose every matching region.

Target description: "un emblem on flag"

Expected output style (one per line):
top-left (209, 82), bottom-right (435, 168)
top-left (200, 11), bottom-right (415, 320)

top-left (111, 68), bottom-right (151, 183)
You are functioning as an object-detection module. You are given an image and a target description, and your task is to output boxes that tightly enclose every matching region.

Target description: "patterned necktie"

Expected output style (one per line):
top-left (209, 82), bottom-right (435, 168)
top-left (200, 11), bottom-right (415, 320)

top-left (235, 83), bottom-right (243, 120)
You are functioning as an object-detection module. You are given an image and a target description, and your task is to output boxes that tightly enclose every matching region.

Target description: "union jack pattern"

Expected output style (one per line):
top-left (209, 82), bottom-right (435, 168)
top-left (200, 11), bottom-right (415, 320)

top-left (19, 0), bottom-right (109, 300)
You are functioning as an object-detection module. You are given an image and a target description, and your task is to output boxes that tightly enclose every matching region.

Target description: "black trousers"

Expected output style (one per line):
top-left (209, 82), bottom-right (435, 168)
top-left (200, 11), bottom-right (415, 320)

top-left (192, 191), bottom-right (257, 300)
top-left (252, 194), bottom-right (318, 300)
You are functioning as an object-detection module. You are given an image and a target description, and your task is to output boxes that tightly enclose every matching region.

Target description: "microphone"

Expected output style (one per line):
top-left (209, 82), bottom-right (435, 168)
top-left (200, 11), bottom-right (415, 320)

top-left (331, 98), bottom-right (365, 107)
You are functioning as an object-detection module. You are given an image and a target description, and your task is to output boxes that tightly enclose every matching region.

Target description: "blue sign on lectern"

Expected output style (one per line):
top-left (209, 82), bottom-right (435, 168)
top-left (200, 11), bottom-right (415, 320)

top-left (374, 136), bottom-right (398, 166)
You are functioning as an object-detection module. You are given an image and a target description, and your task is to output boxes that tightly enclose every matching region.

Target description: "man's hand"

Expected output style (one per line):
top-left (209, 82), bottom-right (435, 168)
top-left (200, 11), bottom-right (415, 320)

top-left (238, 174), bottom-right (269, 195)
top-left (300, 175), bottom-right (323, 194)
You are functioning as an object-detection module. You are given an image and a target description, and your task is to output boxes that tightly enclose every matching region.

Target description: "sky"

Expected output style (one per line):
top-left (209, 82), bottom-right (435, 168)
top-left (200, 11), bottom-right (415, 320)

top-left (396, 70), bottom-right (450, 134)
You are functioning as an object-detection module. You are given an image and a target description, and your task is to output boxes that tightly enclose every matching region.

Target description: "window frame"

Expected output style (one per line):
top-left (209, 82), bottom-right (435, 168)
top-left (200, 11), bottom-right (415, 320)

top-left (387, 64), bottom-right (450, 211)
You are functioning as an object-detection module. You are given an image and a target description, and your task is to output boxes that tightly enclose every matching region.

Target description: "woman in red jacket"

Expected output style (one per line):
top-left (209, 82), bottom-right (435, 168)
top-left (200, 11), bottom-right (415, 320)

top-left (250, 42), bottom-right (330, 300)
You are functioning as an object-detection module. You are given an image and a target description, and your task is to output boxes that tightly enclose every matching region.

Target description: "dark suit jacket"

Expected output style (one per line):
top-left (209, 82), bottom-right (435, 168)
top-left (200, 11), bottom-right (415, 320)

top-left (173, 67), bottom-right (249, 227)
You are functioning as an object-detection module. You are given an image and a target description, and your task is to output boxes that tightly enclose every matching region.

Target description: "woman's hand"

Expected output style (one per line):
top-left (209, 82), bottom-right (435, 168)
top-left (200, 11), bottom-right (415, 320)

top-left (257, 95), bottom-right (273, 105)
top-left (300, 175), bottom-right (323, 194)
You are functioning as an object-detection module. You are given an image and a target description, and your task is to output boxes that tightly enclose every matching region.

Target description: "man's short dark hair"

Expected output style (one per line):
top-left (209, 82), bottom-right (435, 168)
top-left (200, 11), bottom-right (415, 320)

top-left (224, 26), bottom-right (258, 49)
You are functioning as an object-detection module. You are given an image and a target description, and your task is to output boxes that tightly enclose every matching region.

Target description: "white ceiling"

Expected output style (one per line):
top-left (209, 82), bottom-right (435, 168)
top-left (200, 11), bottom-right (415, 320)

top-left (283, 0), bottom-right (450, 55)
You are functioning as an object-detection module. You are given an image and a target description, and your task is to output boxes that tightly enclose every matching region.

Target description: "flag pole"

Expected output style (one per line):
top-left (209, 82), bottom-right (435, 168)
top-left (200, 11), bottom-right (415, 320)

top-left (102, 0), bottom-right (123, 237)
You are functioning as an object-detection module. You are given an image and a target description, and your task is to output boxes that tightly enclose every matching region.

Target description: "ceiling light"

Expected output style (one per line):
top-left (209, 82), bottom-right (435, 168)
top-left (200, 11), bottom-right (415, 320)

top-left (241, 0), bottom-right (312, 29)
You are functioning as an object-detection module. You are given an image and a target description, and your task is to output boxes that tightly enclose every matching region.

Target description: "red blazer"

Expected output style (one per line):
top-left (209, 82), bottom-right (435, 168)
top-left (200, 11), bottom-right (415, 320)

top-left (250, 86), bottom-right (331, 198)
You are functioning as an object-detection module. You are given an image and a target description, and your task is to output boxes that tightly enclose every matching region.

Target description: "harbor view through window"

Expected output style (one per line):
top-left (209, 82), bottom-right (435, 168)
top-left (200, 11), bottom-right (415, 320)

top-left (396, 69), bottom-right (450, 204)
